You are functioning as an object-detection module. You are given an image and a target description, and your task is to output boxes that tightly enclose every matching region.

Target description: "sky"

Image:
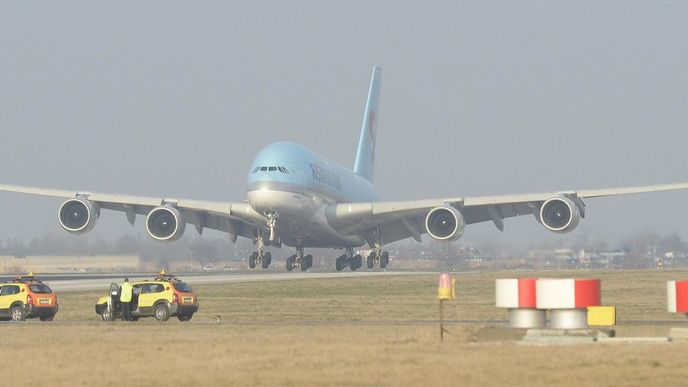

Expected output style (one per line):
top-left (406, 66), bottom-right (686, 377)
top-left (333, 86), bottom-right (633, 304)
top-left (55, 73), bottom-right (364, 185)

top-left (0, 1), bottom-right (687, 249)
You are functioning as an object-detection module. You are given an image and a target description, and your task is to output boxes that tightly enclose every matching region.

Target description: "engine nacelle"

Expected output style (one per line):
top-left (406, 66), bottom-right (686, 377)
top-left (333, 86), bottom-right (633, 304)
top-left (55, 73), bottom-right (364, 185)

top-left (58, 198), bottom-right (99, 233)
top-left (146, 205), bottom-right (186, 241)
top-left (425, 206), bottom-right (466, 241)
top-left (539, 197), bottom-right (581, 233)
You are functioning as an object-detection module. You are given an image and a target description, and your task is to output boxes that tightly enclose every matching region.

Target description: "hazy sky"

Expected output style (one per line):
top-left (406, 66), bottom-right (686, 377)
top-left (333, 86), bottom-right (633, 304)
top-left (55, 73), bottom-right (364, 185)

top-left (1, 2), bottom-right (687, 248)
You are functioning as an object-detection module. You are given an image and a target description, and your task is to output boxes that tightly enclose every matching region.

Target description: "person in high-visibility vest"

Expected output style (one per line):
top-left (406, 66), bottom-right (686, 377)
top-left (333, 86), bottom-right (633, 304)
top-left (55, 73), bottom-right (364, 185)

top-left (120, 278), bottom-right (133, 321)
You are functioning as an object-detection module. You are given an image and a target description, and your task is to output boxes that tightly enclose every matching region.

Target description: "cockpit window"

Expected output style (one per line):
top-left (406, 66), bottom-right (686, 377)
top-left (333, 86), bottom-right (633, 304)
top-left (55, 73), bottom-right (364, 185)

top-left (255, 166), bottom-right (289, 173)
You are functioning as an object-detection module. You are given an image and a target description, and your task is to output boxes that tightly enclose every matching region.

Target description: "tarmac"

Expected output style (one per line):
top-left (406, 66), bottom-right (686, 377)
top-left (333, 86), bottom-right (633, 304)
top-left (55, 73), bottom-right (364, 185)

top-left (3, 270), bottom-right (429, 292)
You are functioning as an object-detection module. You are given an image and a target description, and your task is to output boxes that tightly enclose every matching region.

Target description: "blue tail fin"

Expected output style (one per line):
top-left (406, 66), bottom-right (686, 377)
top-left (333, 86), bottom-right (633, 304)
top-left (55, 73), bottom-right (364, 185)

top-left (353, 66), bottom-right (382, 183)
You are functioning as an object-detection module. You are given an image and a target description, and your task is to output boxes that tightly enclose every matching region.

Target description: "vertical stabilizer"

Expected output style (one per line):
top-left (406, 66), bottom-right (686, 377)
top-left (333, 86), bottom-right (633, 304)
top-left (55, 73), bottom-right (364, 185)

top-left (353, 66), bottom-right (382, 183)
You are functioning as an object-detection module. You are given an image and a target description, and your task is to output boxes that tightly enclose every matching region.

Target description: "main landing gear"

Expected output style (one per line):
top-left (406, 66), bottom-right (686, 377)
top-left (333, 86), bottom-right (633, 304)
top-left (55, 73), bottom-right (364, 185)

top-left (286, 247), bottom-right (313, 272)
top-left (248, 231), bottom-right (272, 269)
top-left (336, 248), bottom-right (390, 271)
top-left (366, 251), bottom-right (390, 269)
top-left (336, 248), bottom-right (363, 271)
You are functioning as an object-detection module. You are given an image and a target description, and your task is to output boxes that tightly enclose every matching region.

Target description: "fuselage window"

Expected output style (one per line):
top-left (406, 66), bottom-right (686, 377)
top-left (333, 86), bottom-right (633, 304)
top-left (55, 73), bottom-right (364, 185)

top-left (278, 167), bottom-right (286, 173)
top-left (252, 167), bottom-right (260, 173)
top-left (269, 167), bottom-right (277, 171)
top-left (260, 167), bottom-right (268, 171)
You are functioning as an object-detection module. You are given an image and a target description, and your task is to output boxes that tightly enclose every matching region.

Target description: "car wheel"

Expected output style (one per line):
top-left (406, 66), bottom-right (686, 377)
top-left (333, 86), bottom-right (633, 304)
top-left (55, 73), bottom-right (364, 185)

top-left (177, 313), bottom-right (193, 322)
top-left (101, 307), bottom-right (116, 321)
top-left (10, 305), bottom-right (26, 321)
top-left (154, 304), bottom-right (170, 321)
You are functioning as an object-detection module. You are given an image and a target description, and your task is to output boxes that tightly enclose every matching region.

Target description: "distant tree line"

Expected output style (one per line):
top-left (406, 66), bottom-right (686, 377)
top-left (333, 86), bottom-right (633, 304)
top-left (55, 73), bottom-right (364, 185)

top-left (0, 233), bottom-right (253, 266)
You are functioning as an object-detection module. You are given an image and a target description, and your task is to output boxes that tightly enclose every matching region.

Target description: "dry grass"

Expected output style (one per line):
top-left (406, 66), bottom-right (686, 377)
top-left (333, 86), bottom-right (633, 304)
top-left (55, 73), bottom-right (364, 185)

top-left (8, 269), bottom-right (688, 386)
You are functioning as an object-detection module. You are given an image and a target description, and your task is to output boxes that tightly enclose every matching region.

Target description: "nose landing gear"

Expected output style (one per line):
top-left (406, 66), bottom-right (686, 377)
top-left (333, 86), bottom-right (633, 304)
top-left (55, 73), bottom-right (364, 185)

top-left (248, 230), bottom-right (272, 269)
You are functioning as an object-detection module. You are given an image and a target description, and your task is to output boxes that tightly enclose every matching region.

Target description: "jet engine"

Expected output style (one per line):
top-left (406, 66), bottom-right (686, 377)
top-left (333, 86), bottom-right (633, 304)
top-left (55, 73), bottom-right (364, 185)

top-left (58, 198), bottom-right (99, 233)
top-left (539, 197), bottom-right (581, 233)
top-left (425, 206), bottom-right (466, 241)
top-left (146, 206), bottom-right (186, 241)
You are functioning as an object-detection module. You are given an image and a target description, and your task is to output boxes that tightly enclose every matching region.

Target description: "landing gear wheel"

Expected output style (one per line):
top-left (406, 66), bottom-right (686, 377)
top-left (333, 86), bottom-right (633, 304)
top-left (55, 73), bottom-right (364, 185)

top-left (335, 255), bottom-right (345, 271)
top-left (381, 252), bottom-right (390, 268)
top-left (248, 252), bottom-right (258, 269)
top-left (154, 304), bottom-right (170, 321)
top-left (286, 255), bottom-right (296, 271)
top-left (262, 252), bottom-right (272, 269)
top-left (177, 313), bottom-right (193, 322)
top-left (350, 255), bottom-right (362, 271)
top-left (301, 255), bottom-right (313, 271)
top-left (10, 306), bottom-right (25, 321)
top-left (367, 252), bottom-right (376, 269)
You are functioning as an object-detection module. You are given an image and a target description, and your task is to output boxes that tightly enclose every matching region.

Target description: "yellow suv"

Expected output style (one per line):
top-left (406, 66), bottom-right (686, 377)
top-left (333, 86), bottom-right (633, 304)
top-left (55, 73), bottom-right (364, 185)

top-left (0, 273), bottom-right (58, 321)
top-left (95, 272), bottom-right (198, 322)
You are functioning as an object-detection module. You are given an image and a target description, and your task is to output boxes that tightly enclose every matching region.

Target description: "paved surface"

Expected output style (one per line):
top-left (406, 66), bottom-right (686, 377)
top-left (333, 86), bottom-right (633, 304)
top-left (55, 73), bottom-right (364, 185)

top-left (31, 271), bottom-right (430, 292)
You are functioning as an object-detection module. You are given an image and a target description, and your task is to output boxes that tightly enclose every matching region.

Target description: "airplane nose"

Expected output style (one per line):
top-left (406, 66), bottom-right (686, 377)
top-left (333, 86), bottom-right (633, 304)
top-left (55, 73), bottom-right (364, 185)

top-left (247, 190), bottom-right (279, 213)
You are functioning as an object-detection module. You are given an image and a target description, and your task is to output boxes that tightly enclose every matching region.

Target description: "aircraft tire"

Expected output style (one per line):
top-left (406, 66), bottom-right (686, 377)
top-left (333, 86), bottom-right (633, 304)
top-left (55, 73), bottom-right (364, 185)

top-left (351, 255), bottom-right (362, 271)
top-left (335, 256), bottom-right (345, 271)
top-left (262, 252), bottom-right (272, 269)
top-left (249, 252), bottom-right (258, 269)
top-left (366, 252), bottom-right (376, 269)
top-left (381, 252), bottom-right (389, 268)
top-left (304, 255), bottom-right (313, 270)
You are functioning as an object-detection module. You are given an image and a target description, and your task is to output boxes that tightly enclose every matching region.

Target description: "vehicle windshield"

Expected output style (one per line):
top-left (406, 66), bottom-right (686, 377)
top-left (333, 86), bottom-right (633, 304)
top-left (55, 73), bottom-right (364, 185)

top-left (173, 282), bottom-right (193, 293)
top-left (29, 284), bottom-right (52, 294)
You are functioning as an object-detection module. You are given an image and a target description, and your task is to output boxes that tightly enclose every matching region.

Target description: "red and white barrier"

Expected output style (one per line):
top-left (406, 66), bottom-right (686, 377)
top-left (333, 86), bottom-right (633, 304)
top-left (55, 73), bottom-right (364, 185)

top-left (536, 279), bottom-right (601, 309)
top-left (496, 278), bottom-right (537, 308)
top-left (496, 278), bottom-right (602, 330)
top-left (535, 278), bottom-right (601, 329)
top-left (495, 278), bottom-right (544, 328)
top-left (667, 280), bottom-right (688, 313)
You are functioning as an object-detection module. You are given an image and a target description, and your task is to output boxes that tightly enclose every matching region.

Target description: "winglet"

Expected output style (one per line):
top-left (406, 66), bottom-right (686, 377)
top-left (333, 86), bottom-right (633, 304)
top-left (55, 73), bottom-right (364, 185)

top-left (353, 66), bottom-right (382, 183)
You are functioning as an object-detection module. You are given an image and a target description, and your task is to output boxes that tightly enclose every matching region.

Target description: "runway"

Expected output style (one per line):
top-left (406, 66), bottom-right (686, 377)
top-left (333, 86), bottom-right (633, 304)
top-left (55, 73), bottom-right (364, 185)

top-left (5, 271), bottom-right (429, 292)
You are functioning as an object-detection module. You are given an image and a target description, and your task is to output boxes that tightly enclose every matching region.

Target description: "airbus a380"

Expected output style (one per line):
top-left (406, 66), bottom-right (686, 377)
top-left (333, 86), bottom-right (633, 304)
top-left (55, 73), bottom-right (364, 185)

top-left (2, 66), bottom-right (688, 272)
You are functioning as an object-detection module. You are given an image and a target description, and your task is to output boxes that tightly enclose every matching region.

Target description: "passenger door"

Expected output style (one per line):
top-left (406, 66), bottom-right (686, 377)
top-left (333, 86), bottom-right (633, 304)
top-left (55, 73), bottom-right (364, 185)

top-left (137, 283), bottom-right (165, 314)
top-left (0, 285), bottom-right (21, 310)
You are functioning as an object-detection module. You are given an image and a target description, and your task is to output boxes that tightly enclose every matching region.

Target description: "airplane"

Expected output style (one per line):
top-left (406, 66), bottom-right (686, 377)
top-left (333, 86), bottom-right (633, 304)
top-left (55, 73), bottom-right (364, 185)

top-left (2, 65), bottom-right (688, 272)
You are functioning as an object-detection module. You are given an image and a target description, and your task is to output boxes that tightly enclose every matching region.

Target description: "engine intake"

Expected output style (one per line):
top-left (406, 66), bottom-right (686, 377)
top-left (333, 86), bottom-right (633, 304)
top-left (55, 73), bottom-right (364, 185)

top-left (146, 206), bottom-right (186, 241)
top-left (539, 197), bottom-right (580, 233)
top-left (58, 198), bottom-right (99, 233)
top-left (425, 206), bottom-right (465, 241)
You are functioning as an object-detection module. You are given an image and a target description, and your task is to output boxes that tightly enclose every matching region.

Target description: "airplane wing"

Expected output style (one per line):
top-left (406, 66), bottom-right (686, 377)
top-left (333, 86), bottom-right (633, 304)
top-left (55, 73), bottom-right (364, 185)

top-left (326, 182), bottom-right (688, 246)
top-left (0, 184), bottom-right (265, 241)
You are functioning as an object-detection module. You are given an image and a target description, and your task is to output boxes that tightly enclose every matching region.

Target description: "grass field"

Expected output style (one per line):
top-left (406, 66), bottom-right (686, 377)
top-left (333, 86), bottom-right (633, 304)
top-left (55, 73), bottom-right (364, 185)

top-left (7, 270), bottom-right (688, 386)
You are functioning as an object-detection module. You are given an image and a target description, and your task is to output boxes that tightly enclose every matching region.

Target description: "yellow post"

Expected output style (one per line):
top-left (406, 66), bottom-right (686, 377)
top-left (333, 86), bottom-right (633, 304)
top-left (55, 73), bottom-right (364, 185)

top-left (437, 273), bottom-right (456, 341)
